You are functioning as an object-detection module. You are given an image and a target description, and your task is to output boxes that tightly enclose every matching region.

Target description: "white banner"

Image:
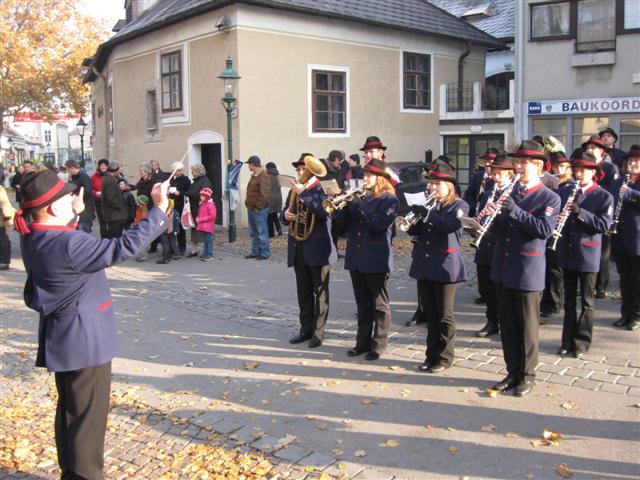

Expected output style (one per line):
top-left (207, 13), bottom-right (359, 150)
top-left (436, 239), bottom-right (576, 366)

top-left (528, 97), bottom-right (640, 116)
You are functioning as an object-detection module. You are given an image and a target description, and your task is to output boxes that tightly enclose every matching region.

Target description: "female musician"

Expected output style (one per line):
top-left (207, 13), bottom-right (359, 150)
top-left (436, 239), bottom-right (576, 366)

top-left (408, 160), bottom-right (468, 373)
top-left (556, 151), bottom-right (613, 358)
top-left (611, 145), bottom-right (640, 331)
top-left (474, 154), bottom-right (516, 337)
top-left (342, 157), bottom-right (398, 361)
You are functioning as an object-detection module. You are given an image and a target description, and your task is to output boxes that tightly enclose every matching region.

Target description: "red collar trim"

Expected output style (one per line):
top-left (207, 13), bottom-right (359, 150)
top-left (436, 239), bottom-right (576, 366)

top-left (21, 180), bottom-right (65, 209)
top-left (582, 183), bottom-right (598, 196)
top-left (521, 182), bottom-right (543, 195)
top-left (305, 178), bottom-right (320, 189)
top-left (30, 223), bottom-right (76, 231)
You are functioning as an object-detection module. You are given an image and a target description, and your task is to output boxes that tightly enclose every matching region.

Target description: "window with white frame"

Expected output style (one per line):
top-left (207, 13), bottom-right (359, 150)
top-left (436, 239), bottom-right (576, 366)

top-left (312, 70), bottom-right (346, 133)
top-left (403, 52), bottom-right (431, 110)
top-left (576, 0), bottom-right (616, 52)
top-left (44, 130), bottom-right (51, 142)
top-left (530, 1), bottom-right (571, 40)
top-left (161, 51), bottom-right (182, 112)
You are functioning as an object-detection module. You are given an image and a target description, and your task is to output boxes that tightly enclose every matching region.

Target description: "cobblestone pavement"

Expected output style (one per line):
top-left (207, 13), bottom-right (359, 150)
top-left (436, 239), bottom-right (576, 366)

top-left (1, 228), bottom-right (638, 479)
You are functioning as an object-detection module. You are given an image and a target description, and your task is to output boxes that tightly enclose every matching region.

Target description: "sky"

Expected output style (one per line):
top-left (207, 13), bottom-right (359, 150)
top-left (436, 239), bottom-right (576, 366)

top-left (77, 0), bottom-right (125, 31)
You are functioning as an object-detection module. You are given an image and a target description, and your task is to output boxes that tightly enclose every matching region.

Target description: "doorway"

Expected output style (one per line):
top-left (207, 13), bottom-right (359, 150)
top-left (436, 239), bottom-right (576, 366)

top-left (201, 143), bottom-right (223, 225)
top-left (443, 134), bottom-right (504, 187)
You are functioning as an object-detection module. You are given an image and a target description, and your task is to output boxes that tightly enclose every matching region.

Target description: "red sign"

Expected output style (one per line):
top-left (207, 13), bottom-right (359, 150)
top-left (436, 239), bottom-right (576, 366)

top-left (13, 112), bottom-right (80, 122)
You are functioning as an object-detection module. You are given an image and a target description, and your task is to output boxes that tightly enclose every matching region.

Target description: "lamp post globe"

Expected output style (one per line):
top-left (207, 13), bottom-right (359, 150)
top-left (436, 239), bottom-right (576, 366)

top-left (76, 116), bottom-right (87, 168)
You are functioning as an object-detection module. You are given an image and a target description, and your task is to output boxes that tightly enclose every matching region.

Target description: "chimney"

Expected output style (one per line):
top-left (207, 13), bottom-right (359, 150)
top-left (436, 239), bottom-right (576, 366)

top-left (125, 0), bottom-right (159, 24)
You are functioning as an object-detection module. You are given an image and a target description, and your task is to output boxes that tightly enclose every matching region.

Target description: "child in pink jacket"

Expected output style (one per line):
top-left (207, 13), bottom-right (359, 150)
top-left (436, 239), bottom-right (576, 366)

top-left (196, 187), bottom-right (216, 261)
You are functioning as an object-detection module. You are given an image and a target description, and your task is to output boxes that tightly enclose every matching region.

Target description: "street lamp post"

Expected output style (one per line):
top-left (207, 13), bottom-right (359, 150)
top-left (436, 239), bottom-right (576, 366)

top-left (218, 55), bottom-right (241, 243)
top-left (76, 116), bottom-right (87, 168)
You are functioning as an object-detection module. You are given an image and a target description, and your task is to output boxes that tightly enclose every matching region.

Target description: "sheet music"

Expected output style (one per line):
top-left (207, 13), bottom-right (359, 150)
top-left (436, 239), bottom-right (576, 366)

top-left (403, 191), bottom-right (429, 207)
top-left (320, 179), bottom-right (341, 196)
top-left (460, 216), bottom-right (483, 231)
top-left (277, 175), bottom-right (296, 188)
top-left (349, 179), bottom-right (364, 190)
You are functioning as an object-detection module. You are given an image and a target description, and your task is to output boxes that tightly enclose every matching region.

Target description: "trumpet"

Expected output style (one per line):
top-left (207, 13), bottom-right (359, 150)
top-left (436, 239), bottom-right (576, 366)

top-left (471, 174), bottom-right (520, 249)
top-left (395, 192), bottom-right (437, 232)
top-left (322, 185), bottom-right (367, 215)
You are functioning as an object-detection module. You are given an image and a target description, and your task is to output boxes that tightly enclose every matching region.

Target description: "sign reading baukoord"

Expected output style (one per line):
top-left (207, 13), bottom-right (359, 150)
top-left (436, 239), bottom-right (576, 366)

top-left (528, 97), bottom-right (640, 116)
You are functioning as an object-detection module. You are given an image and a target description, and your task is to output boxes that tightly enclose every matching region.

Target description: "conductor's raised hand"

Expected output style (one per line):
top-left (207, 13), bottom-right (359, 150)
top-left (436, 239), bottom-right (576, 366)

top-left (151, 181), bottom-right (170, 212)
top-left (72, 187), bottom-right (86, 214)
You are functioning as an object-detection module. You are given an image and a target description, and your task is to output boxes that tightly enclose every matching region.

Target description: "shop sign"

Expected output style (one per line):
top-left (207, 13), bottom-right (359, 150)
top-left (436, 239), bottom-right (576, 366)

top-left (528, 97), bottom-right (640, 115)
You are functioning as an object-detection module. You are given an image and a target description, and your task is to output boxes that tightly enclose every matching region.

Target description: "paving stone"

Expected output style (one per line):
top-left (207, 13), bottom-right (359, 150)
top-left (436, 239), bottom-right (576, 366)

top-left (573, 378), bottom-right (601, 391)
top-left (324, 461), bottom-right (365, 478)
top-left (536, 372), bottom-right (551, 382)
top-left (354, 468), bottom-right (394, 480)
top-left (581, 353), bottom-right (606, 362)
top-left (565, 367), bottom-right (591, 379)
top-left (392, 348), bottom-right (419, 359)
top-left (454, 359), bottom-right (481, 370)
top-left (275, 445), bottom-right (312, 465)
top-left (609, 366), bottom-right (636, 376)
top-left (298, 452), bottom-right (336, 470)
top-left (251, 435), bottom-right (281, 454)
top-left (546, 374), bottom-right (574, 386)
top-left (629, 358), bottom-right (640, 369)
top-left (489, 356), bottom-right (506, 366)
top-left (583, 361), bottom-right (610, 372)
top-left (558, 358), bottom-right (585, 368)
top-left (599, 383), bottom-right (629, 394)
top-left (617, 376), bottom-right (640, 387)
top-left (538, 354), bottom-right (560, 365)
top-left (588, 372), bottom-right (619, 384)
top-left (488, 349), bottom-right (504, 357)
top-left (469, 353), bottom-right (494, 362)
top-left (230, 425), bottom-right (261, 444)
top-left (191, 411), bottom-right (224, 429)
top-left (476, 363), bottom-right (503, 374)
top-left (537, 363), bottom-right (566, 374)
top-left (212, 419), bottom-right (243, 434)
top-left (606, 357), bottom-right (630, 367)
top-left (627, 387), bottom-right (640, 397)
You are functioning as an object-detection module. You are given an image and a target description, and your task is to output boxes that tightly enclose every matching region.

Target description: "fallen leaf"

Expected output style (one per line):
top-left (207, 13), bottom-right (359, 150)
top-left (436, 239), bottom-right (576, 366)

top-left (354, 450), bottom-right (367, 457)
top-left (449, 446), bottom-right (458, 453)
top-left (485, 389), bottom-right (499, 397)
top-left (543, 429), bottom-right (562, 445)
top-left (505, 432), bottom-right (520, 438)
top-left (305, 466), bottom-right (316, 473)
top-left (447, 427), bottom-right (456, 432)
top-left (180, 335), bottom-right (191, 340)
top-left (343, 419), bottom-right (353, 425)
top-left (556, 463), bottom-right (573, 478)
top-left (561, 401), bottom-right (580, 411)
top-left (183, 361), bottom-right (194, 367)
top-left (378, 439), bottom-right (399, 448)
top-left (243, 362), bottom-right (260, 370)
top-left (388, 365), bottom-right (400, 371)
top-left (331, 448), bottom-right (344, 456)
top-left (148, 355), bottom-right (160, 359)
top-left (316, 422), bottom-right (328, 430)
top-left (306, 415), bottom-right (317, 421)
top-left (531, 439), bottom-right (549, 448)
top-left (260, 399), bottom-right (271, 406)
top-left (424, 424), bottom-right (434, 430)
top-left (481, 424), bottom-right (497, 432)
top-left (360, 399), bottom-right (376, 405)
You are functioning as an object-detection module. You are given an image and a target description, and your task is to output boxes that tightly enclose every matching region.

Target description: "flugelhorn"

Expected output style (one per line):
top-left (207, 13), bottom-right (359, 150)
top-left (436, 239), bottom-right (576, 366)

top-left (322, 185), bottom-right (366, 215)
top-left (395, 192), bottom-right (437, 232)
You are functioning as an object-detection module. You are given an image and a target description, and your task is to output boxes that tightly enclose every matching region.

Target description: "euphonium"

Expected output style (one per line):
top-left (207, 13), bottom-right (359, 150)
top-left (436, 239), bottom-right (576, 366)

top-left (395, 192), bottom-right (437, 232)
top-left (543, 135), bottom-right (566, 155)
top-left (322, 185), bottom-right (366, 215)
top-left (289, 155), bottom-right (327, 241)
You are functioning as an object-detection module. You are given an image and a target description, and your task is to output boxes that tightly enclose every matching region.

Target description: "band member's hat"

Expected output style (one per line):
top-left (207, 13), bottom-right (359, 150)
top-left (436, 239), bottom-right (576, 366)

top-left (489, 154), bottom-right (515, 170)
top-left (14, 170), bottom-right (77, 234)
top-left (508, 140), bottom-right (548, 161)
top-left (549, 151), bottom-right (569, 165)
top-left (359, 136), bottom-right (387, 151)
top-left (427, 159), bottom-right (457, 184)
top-left (571, 151), bottom-right (600, 170)
top-left (599, 127), bottom-right (618, 142)
top-left (624, 144), bottom-right (640, 159)
top-left (292, 152), bottom-right (312, 168)
top-left (478, 147), bottom-right (500, 161)
top-left (581, 135), bottom-right (606, 150)
top-left (363, 158), bottom-right (391, 179)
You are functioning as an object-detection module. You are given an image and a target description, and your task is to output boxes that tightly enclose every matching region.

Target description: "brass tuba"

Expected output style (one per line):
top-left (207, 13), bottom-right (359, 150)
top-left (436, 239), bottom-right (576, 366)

top-left (289, 155), bottom-right (327, 241)
top-left (543, 135), bottom-right (566, 155)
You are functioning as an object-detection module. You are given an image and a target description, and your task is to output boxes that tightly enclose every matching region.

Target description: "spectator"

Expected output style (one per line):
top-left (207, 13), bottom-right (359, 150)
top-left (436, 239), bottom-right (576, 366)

top-left (136, 162), bottom-right (161, 253)
top-left (100, 162), bottom-right (128, 239)
top-left (244, 155), bottom-right (271, 260)
top-left (65, 159), bottom-right (95, 233)
top-left (92, 159), bottom-right (109, 237)
top-left (328, 150), bottom-right (347, 188)
top-left (119, 180), bottom-right (136, 229)
top-left (12, 161), bottom-right (34, 203)
top-left (168, 162), bottom-right (191, 257)
top-left (150, 158), bottom-right (164, 178)
top-left (186, 164), bottom-right (212, 258)
top-left (0, 185), bottom-right (16, 270)
top-left (57, 165), bottom-right (69, 182)
top-left (196, 187), bottom-right (216, 262)
top-left (346, 153), bottom-right (364, 184)
top-left (265, 162), bottom-right (283, 237)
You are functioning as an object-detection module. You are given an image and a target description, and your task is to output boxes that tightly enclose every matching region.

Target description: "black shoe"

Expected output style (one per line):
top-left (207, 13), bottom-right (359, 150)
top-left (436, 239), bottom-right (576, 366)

top-left (347, 347), bottom-right (367, 357)
top-left (476, 323), bottom-right (499, 338)
top-left (171, 254), bottom-right (183, 260)
top-left (156, 258), bottom-right (170, 264)
top-left (427, 363), bottom-right (449, 373)
top-left (627, 320), bottom-right (640, 331)
top-left (186, 252), bottom-right (198, 258)
top-left (418, 361), bottom-right (432, 372)
top-left (573, 350), bottom-right (585, 359)
top-left (308, 337), bottom-right (322, 348)
top-left (365, 351), bottom-right (380, 361)
top-left (474, 297), bottom-right (487, 305)
top-left (244, 254), bottom-right (257, 259)
top-left (491, 376), bottom-right (519, 392)
top-left (289, 333), bottom-right (312, 344)
top-left (613, 317), bottom-right (628, 327)
top-left (405, 318), bottom-right (425, 327)
top-left (557, 348), bottom-right (572, 357)
top-left (540, 309), bottom-right (558, 318)
top-left (256, 255), bottom-right (270, 260)
top-left (514, 380), bottom-right (534, 397)
top-left (595, 290), bottom-right (607, 299)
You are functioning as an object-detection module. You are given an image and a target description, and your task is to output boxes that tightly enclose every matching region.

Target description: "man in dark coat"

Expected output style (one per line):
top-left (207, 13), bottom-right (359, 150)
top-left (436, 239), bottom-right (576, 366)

top-left (101, 162), bottom-right (129, 238)
top-left (16, 169), bottom-right (169, 480)
top-left (65, 159), bottom-right (95, 233)
top-left (600, 127), bottom-right (626, 169)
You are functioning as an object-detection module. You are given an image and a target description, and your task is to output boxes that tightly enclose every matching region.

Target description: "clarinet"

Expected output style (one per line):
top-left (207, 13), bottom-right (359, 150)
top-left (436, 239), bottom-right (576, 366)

top-left (471, 174), bottom-right (520, 249)
top-left (609, 172), bottom-right (630, 235)
top-left (548, 183), bottom-right (580, 252)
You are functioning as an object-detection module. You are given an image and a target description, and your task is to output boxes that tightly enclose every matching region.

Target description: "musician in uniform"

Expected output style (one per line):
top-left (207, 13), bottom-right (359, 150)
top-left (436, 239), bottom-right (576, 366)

top-left (488, 140), bottom-right (560, 397)
top-left (342, 157), bottom-right (398, 361)
top-left (16, 169), bottom-right (170, 479)
top-left (582, 135), bottom-right (620, 299)
top-left (599, 127), bottom-right (626, 169)
top-left (556, 151), bottom-right (613, 357)
top-left (473, 154), bottom-right (516, 337)
top-left (281, 154), bottom-right (337, 348)
top-left (611, 145), bottom-right (640, 331)
top-left (406, 160), bottom-right (468, 372)
top-left (541, 151), bottom-right (575, 319)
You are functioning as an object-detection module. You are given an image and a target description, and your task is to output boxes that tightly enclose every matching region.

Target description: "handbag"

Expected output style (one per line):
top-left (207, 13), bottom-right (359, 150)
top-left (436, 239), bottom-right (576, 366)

top-left (181, 196), bottom-right (195, 229)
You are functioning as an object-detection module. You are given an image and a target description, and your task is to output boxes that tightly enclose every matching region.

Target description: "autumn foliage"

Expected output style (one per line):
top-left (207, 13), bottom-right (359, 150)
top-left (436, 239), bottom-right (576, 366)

top-left (0, 0), bottom-right (109, 128)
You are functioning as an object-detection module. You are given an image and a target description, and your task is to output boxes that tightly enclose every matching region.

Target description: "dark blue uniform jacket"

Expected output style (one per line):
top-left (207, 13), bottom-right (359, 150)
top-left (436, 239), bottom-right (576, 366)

top-left (343, 193), bottom-right (398, 273)
top-left (464, 169), bottom-right (491, 217)
top-left (281, 181), bottom-right (337, 268)
top-left (611, 176), bottom-right (640, 256)
top-left (557, 183), bottom-right (613, 272)
top-left (490, 182), bottom-right (560, 291)
top-left (21, 208), bottom-right (168, 372)
top-left (408, 198), bottom-right (468, 283)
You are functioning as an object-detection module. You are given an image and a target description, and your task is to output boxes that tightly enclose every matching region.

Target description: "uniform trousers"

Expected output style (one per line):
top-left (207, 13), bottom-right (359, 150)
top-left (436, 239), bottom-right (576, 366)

top-left (476, 264), bottom-right (498, 326)
top-left (294, 247), bottom-right (330, 340)
top-left (562, 269), bottom-right (596, 353)
top-left (0, 226), bottom-right (11, 265)
top-left (55, 361), bottom-right (111, 480)
top-left (419, 280), bottom-right (458, 366)
top-left (350, 271), bottom-right (390, 354)
top-left (496, 284), bottom-right (541, 382)
top-left (95, 201), bottom-right (108, 238)
top-left (595, 233), bottom-right (611, 294)
top-left (615, 248), bottom-right (640, 324)
top-left (541, 248), bottom-right (563, 313)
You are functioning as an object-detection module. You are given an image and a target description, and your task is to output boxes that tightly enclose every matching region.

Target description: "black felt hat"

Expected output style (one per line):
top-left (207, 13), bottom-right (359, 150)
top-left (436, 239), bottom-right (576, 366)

top-left (508, 140), bottom-right (548, 161)
top-left (359, 136), bottom-right (387, 151)
top-left (427, 159), bottom-right (457, 184)
top-left (363, 158), bottom-right (391, 179)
